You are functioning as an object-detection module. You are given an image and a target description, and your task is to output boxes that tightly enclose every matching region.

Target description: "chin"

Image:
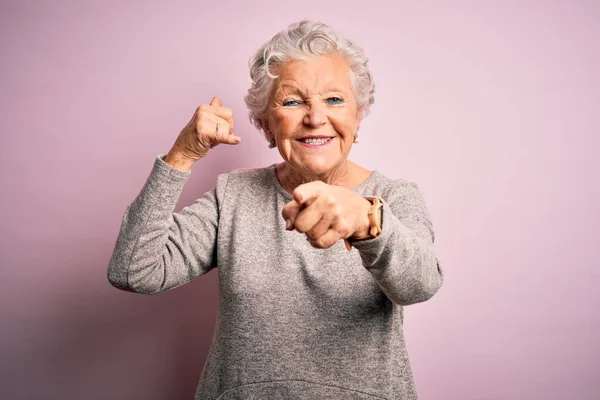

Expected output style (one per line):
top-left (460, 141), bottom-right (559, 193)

top-left (297, 159), bottom-right (344, 177)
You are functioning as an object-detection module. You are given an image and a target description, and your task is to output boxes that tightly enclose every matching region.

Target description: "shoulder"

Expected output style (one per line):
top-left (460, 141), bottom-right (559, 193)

top-left (364, 171), bottom-right (435, 241)
top-left (218, 165), bottom-right (273, 185)
top-left (360, 170), bottom-right (421, 202)
top-left (214, 165), bottom-right (275, 198)
top-left (362, 171), bottom-right (432, 221)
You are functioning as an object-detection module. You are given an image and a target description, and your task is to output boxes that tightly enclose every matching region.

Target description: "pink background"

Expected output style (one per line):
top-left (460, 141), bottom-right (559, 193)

top-left (1, 1), bottom-right (598, 399)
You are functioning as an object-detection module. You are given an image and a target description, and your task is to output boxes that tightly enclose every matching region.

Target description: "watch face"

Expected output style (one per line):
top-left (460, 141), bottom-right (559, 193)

top-left (375, 199), bottom-right (383, 235)
top-left (366, 198), bottom-right (383, 237)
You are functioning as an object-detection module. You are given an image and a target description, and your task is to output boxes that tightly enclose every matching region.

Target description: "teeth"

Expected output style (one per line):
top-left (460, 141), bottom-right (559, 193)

top-left (303, 138), bottom-right (329, 145)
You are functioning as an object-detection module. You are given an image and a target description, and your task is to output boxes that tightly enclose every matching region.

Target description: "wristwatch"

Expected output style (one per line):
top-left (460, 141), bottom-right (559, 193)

top-left (344, 197), bottom-right (383, 250)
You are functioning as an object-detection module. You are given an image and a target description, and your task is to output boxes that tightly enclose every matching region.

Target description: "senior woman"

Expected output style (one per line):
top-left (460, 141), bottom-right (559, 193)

top-left (108, 20), bottom-right (443, 400)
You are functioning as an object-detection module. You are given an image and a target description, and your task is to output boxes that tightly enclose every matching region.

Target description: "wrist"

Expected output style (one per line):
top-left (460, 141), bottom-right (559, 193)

top-left (351, 198), bottom-right (373, 240)
top-left (345, 197), bottom-right (383, 250)
top-left (164, 148), bottom-right (196, 172)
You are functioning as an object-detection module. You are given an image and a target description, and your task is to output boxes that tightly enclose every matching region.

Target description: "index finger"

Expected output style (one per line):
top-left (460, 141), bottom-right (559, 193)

top-left (292, 181), bottom-right (325, 206)
top-left (214, 107), bottom-right (234, 133)
top-left (209, 96), bottom-right (222, 107)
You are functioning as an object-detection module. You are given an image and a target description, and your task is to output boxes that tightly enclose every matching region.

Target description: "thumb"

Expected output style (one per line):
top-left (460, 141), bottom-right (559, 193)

top-left (282, 200), bottom-right (302, 230)
top-left (293, 181), bottom-right (323, 206)
top-left (210, 96), bottom-right (223, 107)
top-left (221, 134), bottom-right (242, 145)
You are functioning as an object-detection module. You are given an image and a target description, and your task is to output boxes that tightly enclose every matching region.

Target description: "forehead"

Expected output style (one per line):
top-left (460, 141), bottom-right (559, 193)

top-left (275, 54), bottom-right (353, 92)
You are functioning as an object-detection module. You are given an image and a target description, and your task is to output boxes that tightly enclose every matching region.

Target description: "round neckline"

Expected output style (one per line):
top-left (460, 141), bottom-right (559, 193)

top-left (268, 163), bottom-right (381, 200)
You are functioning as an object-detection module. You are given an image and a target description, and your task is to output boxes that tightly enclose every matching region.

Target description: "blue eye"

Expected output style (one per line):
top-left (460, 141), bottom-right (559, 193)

top-left (327, 97), bottom-right (343, 105)
top-left (283, 100), bottom-right (301, 107)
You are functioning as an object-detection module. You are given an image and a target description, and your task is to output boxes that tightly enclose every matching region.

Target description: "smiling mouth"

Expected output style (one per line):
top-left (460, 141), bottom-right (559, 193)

top-left (297, 137), bottom-right (334, 146)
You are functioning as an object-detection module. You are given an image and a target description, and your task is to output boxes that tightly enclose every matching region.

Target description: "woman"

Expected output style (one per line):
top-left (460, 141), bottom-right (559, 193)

top-left (108, 20), bottom-right (443, 400)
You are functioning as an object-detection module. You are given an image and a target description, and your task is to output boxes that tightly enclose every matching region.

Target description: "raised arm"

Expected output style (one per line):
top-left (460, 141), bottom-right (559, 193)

top-left (107, 156), bottom-right (229, 294)
top-left (107, 96), bottom-right (240, 294)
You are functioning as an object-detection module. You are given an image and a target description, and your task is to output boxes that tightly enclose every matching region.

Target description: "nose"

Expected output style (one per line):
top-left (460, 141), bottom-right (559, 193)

top-left (303, 101), bottom-right (327, 127)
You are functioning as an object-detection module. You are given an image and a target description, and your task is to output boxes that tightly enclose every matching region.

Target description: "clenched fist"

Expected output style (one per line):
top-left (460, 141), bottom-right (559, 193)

top-left (165, 96), bottom-right (241, 170)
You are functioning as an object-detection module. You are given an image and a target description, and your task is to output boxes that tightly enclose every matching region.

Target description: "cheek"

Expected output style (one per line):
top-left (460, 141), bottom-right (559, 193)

top-left (279, 140), bottom-right (294, 162)
top-left (269, 111), bottom-right (283, 129)
top-left (272, 112), bottom-right (301, 136)
top-left (331, 110), bottom-right (360, 135)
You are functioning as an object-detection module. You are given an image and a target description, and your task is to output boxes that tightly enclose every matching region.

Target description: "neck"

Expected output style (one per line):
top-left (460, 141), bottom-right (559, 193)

top-left (277, 161), bottom-right (353, 194)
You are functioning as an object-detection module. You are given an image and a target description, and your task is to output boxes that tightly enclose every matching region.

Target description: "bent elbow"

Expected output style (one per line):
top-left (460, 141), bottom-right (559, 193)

top-left (107, 260), bottom-right (131, 291)
top-left (419, 272), bottom-right (443, 303)
top-left (399, 260), bottom-right (444, 306)
top-left (106, 259), bottom-right (163, 295)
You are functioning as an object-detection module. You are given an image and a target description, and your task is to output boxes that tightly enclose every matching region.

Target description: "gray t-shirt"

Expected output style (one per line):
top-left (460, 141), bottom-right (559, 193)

top-left (108, 155), bottom-right (444, 400)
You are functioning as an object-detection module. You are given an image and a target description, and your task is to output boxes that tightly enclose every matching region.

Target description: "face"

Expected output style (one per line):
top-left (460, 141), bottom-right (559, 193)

top-left (263, 54), bottom-right (363, 177)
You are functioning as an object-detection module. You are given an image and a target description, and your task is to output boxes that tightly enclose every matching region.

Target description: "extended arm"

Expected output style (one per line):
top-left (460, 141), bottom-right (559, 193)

top-left (352, 181), bottom-right (444, 305)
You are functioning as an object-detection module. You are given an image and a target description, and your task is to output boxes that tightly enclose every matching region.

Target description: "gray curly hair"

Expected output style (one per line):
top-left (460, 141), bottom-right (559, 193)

top-left (244, 20), bottom-right (375, 138)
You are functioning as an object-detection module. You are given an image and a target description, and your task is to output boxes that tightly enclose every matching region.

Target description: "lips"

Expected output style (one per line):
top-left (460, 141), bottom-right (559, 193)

top-left (296, 136), bottom-right (334, 146)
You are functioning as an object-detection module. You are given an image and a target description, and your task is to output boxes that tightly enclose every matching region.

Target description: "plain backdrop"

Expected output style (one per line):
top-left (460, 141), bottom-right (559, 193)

top-left (1, 1), bottom-right (598, 399)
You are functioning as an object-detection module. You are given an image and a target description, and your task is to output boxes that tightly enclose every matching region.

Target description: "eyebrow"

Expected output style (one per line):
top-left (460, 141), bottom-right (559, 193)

top-left (278, 85), bottom-right (306, 97)
top-left (277, 84), bottom-right (347, 96)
